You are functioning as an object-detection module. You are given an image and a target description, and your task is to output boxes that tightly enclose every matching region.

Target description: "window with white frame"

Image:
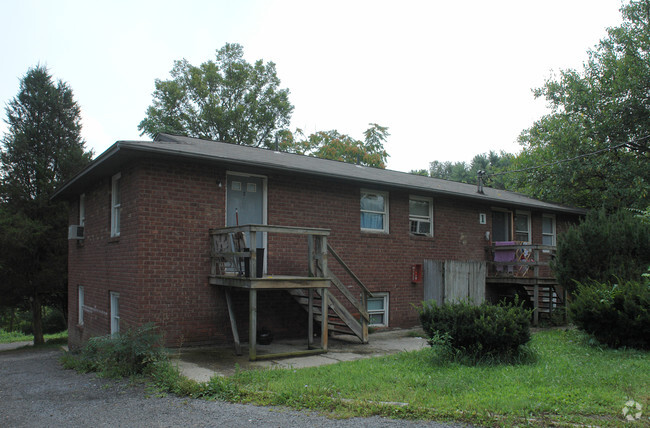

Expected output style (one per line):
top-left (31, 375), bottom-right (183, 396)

top-left (514, 211), bottom-right (531, 242)
top-left (110, 292), bottom-right (120, 335)
top-left (367, 293), bottom-right (389, 327)
top-left (111, 173), bottom-right (121, 237)
top-left (409, 196), bottom-right (433, 236)
top-left (360, 190), bottom-right (389, 233)
top-left (542, 214), bottom-right (556, 246)
top-left (78, 286), bottom-right (84, 325)
top-left (79, 194), bottom-right (86, 226)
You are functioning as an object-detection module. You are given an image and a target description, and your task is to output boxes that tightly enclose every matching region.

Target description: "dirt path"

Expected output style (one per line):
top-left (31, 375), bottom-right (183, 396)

top-left (0, 347), bottom-right (467, 427)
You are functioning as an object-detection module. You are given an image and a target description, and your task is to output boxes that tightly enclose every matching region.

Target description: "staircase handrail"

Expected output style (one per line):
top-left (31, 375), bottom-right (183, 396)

top-left (327, 244), bottom-right (374, 298)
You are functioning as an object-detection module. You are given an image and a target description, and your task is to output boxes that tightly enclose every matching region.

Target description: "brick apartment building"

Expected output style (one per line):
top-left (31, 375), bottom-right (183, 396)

top-left (53, 134), bottom-right (584, 350)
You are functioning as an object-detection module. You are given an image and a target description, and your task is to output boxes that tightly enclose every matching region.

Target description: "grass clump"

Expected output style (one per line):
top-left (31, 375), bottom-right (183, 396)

top-left (61, 323), bottom-right (166, 377)
top-left (418, 299), bottom-right (533, 364)
top-left (0, 329), bottom-right (67, 345)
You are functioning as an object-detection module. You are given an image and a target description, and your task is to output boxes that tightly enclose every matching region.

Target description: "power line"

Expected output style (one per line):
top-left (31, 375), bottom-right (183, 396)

top-left (485, 135), bottom-right (649, 178)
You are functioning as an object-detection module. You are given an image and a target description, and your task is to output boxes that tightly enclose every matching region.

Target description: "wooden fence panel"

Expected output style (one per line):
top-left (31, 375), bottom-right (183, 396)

top-left (423, 260), bottom-right (444, 304)
top-left (424, 260), bottom-right (486, 305)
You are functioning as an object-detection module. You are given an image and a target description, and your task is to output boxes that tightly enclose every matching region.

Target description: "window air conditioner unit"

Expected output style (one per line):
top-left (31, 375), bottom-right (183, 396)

top-left (68, 225), bottom-right (85, 240)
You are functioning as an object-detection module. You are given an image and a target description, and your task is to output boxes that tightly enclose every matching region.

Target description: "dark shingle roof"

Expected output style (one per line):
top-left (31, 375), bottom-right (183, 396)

top-left (53, 133), bottom-right (585, 215)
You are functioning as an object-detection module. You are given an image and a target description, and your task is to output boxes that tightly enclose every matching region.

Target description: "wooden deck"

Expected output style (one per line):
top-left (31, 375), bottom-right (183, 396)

top-left (486, 243), bottom-right (565, 325)
top-left (209, 225), bottom-right (333, 361)
top-left (209, 275), bottom-right (330, 289)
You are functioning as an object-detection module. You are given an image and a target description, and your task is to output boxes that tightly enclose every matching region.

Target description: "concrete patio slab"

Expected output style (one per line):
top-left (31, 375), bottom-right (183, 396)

top-left (173, 327), bottom-right (428, 381)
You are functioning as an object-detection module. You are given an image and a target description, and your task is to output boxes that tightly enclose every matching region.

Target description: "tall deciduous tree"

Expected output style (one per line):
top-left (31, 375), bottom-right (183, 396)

top-left (138, 43), bottom-right (294, 148)
top-left (278, 123), bottom-right (390, 168)
top-left (508, 0), bottom-right (650, 209)
top-left (0, 66), bottom-right (92, 344)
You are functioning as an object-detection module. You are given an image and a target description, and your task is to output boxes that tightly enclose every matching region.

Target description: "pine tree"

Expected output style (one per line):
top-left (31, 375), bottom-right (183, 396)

top-left (0, 66), bottom-right (92, 344)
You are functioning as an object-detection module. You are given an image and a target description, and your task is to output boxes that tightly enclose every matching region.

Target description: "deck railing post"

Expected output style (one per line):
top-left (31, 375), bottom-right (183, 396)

top-left (307, 234), bottom-right (315, 277)
top-left (320, 236), bottom-right (328, 275)
top-left (249, 230), bottom-right (257, 279)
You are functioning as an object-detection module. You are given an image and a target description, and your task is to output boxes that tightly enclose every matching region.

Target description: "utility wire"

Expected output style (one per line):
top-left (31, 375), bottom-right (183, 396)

top-left (484, 135), bottom-right (649, 178)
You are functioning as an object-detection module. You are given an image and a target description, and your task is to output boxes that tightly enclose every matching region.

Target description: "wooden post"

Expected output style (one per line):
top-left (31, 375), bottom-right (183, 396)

top-left (249, 231), bottom-right (257, 279)
top-left (361, 291), bottom-right (368, 344)
top-left (249, 289), bottom-right (257, 361)
top-left (320, 236), bottom-right (328, 274)
top-left (319, 236), bottom-right (328, 350)
top-left (308, 289), bottom-right (314, 348)
top-left (533, 282), bottom-right (539, 326)
top-left (224, 289), bottom-right (241, 355)
top-left (321, 288), bottom-right (328, 351)
top-left (307, 234), bottom-right (315, 277)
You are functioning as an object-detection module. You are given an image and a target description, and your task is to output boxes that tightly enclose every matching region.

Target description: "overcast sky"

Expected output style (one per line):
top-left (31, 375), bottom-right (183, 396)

top-left (0, 0), bottom-right (624, 172)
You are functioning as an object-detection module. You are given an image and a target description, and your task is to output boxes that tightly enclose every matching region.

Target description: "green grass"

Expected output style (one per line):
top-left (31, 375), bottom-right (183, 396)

top-left (0, 329), bottom-right (67, 345)
top-left (177, 329), bottom-right (649, 426)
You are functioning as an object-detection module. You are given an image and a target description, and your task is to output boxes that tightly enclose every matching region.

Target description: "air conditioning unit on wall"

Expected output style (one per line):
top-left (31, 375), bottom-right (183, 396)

top-left (68, 225), bottom-right (85, 240)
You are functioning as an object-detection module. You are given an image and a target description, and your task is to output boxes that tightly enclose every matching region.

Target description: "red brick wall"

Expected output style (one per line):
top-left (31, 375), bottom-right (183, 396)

top-left (67, 157), bottom-right (580, 347)
top-left (68, 164), bottom-right (139, 348)
top-left (265, 173), bottom-right (495, 328)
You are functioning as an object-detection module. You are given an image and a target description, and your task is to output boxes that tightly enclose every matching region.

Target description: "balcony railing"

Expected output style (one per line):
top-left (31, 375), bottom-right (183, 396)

top-left (486, 242), bottom-right (556, 279)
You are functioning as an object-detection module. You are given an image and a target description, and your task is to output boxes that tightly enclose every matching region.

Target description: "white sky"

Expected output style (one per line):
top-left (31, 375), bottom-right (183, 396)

top-left (0, 0), bottom-right (624, 172)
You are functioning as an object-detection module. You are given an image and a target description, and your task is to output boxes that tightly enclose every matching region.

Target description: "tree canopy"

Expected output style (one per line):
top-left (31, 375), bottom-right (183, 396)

top-left (506, 0), bottom-right (650, 210)
top-left (0, 65), bottom-right (92, 344)
top-left (278, 123), bottom-right (390, 168)
top-left (411, 151), bottom-right (513, 189)
top-left (138, 43), bottom-right (294, 148)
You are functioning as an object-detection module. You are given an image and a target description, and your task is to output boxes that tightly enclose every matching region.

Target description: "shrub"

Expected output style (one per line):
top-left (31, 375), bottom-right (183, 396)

top-left (553, 208), bottom-right (650, 295)
top-left (418, 299), bottom-right (532, 364)
top-left (569, 280), bottom-right (650, 349)
top-left (62, 323), bottom-right (167, 377)
top-left (42, 307), bottom-right (67, 334)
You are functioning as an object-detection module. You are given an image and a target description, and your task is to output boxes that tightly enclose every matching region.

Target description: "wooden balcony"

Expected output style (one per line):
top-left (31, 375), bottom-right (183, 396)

top-left (209, 224), bottom-right (372, 360)
top-left (210, 224), bottom-right (331, 361)
top-left (486, 243), bottom-right (565, 325)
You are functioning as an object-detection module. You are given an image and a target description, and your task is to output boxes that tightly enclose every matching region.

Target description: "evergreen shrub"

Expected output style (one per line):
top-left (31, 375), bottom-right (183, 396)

top-left (570, 279), bottom-right (650, 349)
top-left (418, 299), bottom-right (532, 364)
top-left (553, 208), bottom-right (650, 295)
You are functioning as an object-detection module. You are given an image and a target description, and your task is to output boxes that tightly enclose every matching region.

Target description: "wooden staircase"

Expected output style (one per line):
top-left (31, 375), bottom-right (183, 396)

top-left (522, 283), bottom-right (565, 320)
top-left (289, 241), bottom-right (373, 343)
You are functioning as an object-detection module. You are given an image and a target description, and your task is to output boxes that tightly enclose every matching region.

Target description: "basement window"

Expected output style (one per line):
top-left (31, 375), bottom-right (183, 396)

top-left (78, 286), bottom-right (84, 325)
top-left (110, 291), bottom-right (120, 336)
top-left (367, 293), bottom-right (389, 327)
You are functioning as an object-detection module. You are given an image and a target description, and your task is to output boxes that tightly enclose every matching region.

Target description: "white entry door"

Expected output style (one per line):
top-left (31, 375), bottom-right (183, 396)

top-left (226, 174), bottom-right (265, 249)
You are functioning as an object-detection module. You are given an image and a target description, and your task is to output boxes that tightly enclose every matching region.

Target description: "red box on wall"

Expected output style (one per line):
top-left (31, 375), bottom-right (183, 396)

top-left (411, 264), bottom-right (423, 283)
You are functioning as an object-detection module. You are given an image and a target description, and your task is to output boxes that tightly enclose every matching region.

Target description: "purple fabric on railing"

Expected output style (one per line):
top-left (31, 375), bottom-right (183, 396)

top-left (493, 241), bottom-right (516, 262)
top-left (493, 241), bottom-right (516, 272)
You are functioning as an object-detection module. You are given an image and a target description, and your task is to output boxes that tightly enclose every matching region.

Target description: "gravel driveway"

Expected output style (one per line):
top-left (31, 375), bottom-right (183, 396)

top-left (0, 347), bottom-right (468, 427)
